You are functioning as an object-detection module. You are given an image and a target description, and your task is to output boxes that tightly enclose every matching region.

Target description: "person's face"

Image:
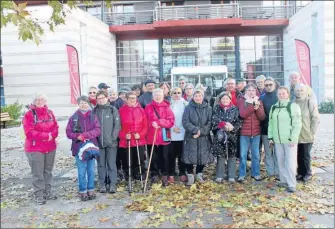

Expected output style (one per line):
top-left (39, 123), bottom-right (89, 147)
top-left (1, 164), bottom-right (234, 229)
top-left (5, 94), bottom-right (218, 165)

top-left (220, 95), bottom-right (231, 106)
top-left (146, 83), bottom-right (155, 92)
top-left (172, 89), bottom-right (182, 100)
top-left (185, 86), bottom-right (193, 96)
top-left (79, 101), bottom-right (90, 110)
top-left (289, 73), bottom-right (301, 86)
top-left (142, 85), bottom-right (147, 93)
top-left (109, 92), bottom-right (117, 101)
top-left (179, 80), bottom-right (186, 89)
top-left (236, 82), bottom-right (246, 91)
top-left (119, 92), bottom-right (126, 101)
top-left (264, 80), bottom-right (276, 92)
top-left (97, 94), bottom-right (108, 105)
top-left (278, 89), bottom-right (289, 101)
top-left (246, 86), bottom-right (257, 98)
top-left (193, 92), bottom-right (204, 104)
top-left (160, 84), bottom-right (169, 96)
top-left (257, 80), bottom-right (265, 90)
top-left (295, 87), bottom-right (307, 99)
top-left (101, 88), bottom-right (108, 92)
top-left (88, 89), bottom-right (97, 99)
top-left (34, 97), bottom-right (46, 108)
top-left (133, 88), bottom-right (141, 97)
top-left (126, 94), bottom-right (137, 106)
top-left (153, 92), bottom-right (164, 103)
top-left (225, 79), bottom-right (236, 92)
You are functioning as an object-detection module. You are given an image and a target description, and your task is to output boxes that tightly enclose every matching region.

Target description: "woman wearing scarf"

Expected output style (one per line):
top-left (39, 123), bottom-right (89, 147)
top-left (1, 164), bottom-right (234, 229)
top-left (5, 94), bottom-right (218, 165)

top-left (66, 96), bottom-right (101, 201)
top-left (211, 92), bottom-right (242, 183)
top-left (237, 84), bottom-right (266, 182)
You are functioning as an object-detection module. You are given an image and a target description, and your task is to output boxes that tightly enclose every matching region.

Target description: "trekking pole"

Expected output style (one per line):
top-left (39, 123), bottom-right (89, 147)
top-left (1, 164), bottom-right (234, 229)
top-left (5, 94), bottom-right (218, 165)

top-left (128, 139), bottom-right (132, 195)
top-left (135, 139), bottom-right (144, 191)
top-left (144, 128), bottom-right (158, 193)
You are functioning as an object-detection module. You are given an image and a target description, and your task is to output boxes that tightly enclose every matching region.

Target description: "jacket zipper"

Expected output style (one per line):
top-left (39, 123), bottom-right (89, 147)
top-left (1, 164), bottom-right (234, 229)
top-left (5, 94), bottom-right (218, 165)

top-left (277, 109), bottom-right (282, 144)
top-left (101, 109), bottom-right (104, 148)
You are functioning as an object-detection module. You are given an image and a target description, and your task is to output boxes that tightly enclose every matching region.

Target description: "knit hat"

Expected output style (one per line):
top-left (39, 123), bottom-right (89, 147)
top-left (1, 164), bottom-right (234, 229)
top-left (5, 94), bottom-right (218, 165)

top-left (193, 88), bottom-right (204, 97)
top-left (144, 79), bottom-right (156, 86)
top-left (77, 95), bottom-right (90, 104)
top-left (118, 86), bottom-right (131, 94)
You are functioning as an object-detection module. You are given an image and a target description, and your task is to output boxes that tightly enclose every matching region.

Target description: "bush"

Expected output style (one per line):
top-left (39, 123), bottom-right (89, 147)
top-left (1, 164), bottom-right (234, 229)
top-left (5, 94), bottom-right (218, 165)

top-left (319, 99), bottom-right (334, 114)
top-left (1, 100), bottom-right (24, 125)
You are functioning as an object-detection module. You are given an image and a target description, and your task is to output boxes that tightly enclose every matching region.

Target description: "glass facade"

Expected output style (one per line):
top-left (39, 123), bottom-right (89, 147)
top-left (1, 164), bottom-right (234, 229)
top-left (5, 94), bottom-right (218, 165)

top-left (116, 35), bottom-right (284, 88)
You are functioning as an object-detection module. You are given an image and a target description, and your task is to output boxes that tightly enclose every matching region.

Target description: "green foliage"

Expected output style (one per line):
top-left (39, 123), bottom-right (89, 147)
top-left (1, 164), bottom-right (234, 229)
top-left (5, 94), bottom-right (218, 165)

top-left (1, 100), bottom-right (24, 126)
top-left (318, 99), bottom-right (334, 114)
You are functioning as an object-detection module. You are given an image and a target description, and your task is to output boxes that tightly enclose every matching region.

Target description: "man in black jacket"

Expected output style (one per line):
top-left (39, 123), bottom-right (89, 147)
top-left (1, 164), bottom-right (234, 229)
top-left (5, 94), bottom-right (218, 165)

top-left (138, 79), bottom-right (156, 108)
top-left (111, 86), bottom-right (131, 109)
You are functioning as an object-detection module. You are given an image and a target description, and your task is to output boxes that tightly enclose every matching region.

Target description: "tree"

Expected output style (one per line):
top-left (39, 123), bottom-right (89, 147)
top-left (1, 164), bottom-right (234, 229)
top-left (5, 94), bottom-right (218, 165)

top-left (0, 0), bottom-right (112, 45)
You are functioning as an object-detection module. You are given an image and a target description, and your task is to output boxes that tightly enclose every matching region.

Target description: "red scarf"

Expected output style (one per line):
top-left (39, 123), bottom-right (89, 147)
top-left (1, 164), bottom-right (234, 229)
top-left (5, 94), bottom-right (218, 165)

top-left (220, 103), bottom-right (232, 110)
top-left (230, 90), bottom-right (237, 106)
top-left (89, 98), bottom-right (97, 106)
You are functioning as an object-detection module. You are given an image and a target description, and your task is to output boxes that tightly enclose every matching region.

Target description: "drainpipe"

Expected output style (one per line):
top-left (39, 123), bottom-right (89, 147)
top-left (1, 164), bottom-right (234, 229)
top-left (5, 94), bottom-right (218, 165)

top-left (234, 36), bottom-right (241, 81)
top-left (158, 39), bottom-right (164, 82)
top-left (101, 0), bottom-right (104, 21)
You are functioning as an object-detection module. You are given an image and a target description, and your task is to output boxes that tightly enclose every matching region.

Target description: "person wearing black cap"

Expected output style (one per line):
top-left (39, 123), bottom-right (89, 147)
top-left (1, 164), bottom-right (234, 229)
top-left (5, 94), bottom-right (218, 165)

top-left (98, 83), bottom-right (110, 92)
top-left (138, 79), bottom-right (155, 108)
top-left (111, 86), bottom-right (131, 110)
top-left (236, 77), bottom-right (247, 94)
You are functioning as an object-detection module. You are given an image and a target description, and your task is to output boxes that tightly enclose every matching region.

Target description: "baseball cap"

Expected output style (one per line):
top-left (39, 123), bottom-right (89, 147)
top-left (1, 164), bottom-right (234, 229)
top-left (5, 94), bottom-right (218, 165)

top-left (98, 83), bottom-right (110, 89)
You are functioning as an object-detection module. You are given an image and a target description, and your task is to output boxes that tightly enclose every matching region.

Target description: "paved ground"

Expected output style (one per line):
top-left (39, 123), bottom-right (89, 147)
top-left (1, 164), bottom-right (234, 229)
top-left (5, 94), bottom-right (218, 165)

top-left (1, 114), bottom-right (334, 228)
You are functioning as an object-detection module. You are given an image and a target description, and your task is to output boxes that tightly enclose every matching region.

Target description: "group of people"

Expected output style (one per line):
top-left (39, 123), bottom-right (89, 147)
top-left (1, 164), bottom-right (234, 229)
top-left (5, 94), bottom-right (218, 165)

top-left (22, 71), bottom-right (320, 205)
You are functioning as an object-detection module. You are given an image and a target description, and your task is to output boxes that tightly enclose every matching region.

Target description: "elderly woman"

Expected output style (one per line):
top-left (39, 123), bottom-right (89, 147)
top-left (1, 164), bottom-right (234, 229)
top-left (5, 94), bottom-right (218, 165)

top-left (212, 92), bottom-right (242, 183)
top-left (255, 75), bottom-right (266, 96)
top-left (108, 89), bottom-right (118, 103)
top-left (66, 96), bottom-right (101, 201)
top-left (170, 87), bottom-right (188, 183)
top-left (268, 86), bottom-right (302, 193)
top-left (119, 91), bottom-right (148, 184)
top-left (131, 84), bottom-right (142, 97)
top-left (145, 88), bottom-right (175, 186)
top-left (183, 83), bottom-right (194, 102)
top-left (159, 82), bottom-right (171, 102)
top-left (237, 83), bottom-right (266, 182)
top-left (88, 86), bottom-right (98, 107)
top-left (182, 89), bottom-right (213, 186)
top-left (23, 93), bottom-right (59, 205)
top-left (293, 83), bottom-right (320, 182)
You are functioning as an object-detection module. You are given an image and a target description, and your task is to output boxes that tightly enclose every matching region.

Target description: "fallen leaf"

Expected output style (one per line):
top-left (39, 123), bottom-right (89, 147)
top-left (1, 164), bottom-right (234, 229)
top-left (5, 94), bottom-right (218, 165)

top-left (99, 217), bottom-right (110, 223)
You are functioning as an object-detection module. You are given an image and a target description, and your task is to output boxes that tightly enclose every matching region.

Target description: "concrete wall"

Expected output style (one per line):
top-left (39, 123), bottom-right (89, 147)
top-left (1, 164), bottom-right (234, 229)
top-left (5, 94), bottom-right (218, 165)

top-left (283, 1), bottom-right (334, 102)
top-left (1, 5), bottom-right (117, 118)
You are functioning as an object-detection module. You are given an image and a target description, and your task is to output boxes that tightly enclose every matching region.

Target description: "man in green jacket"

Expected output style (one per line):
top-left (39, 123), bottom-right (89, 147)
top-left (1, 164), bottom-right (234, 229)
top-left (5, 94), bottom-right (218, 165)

top-left (293, 83), bottom-right (320, 182)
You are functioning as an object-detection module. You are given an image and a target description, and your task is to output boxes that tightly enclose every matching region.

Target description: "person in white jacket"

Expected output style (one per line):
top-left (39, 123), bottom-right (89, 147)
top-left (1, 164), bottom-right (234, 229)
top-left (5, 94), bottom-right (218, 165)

top-left (169, 87), bottom-right (189, 184)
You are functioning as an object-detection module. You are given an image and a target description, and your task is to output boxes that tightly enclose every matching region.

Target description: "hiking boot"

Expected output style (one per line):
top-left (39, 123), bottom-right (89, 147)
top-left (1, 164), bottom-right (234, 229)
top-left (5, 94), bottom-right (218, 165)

top-left (215, 178), bottom-right (223, 184)
top-left (286, 187), bottom-right (296, 193)
top-left (228, 178), bottom-right (235, 183)
top-left (237, 176), bottom-right (245, 183)
top-left (99, 186), bottom-right (107, 193)
top-left (87, 191), bottom-right (96, 200)
top-left (277, 182), bottom-right (288, 188)
top-left (44, 190), bottom-right (57, 200)
top-left (186, 174), bottom-right (194, 186)
top-left (303, 175), bottom-right (312, 182)
top-left (109, 185), bottom-right (117, 194)
top-left (196, 173), bottom-right (205, 183)
top-left (151, 175), bottom-right (160, 184)
top-left (80, 193), bottom-right (88, 201)
top-left (296, 174), bottom-right (303, 181)
top-left (34, 195), bottom-right (46, 205)
top-left (162, 176), bottom-right (169, 187)
top-left (180, 175), bottom-right (188, 183)
top-left (168, 176), bottom-right (175, 184)
top-left (252, 176), bottom-right (262, 181)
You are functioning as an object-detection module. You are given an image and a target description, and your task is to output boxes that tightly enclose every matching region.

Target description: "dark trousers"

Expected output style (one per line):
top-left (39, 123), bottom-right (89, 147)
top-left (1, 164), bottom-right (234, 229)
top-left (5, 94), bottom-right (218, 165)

top-left (97, 147), bottom-right (117, 186)
top-left (297, 143), bottom-right (313, 176)
top-left (185, 164), bottom-right (205, 174)
top-left (147, 145), bottom-right (173, 176)
top-left (123, 146), bottom-right (146, 179)
top-left (116, 146), bottom-right (127, 170)
top-left (169, 141), bottom-right (186, 176)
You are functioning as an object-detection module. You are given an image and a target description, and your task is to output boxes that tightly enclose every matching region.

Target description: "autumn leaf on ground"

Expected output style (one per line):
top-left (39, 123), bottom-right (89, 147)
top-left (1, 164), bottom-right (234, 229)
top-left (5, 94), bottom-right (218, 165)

top-left (190, 183), bottom-right (197, 192)
top-left (99, 217), bottom-right (110, 223)
top-left (95, 204), bottom-right (108, 210)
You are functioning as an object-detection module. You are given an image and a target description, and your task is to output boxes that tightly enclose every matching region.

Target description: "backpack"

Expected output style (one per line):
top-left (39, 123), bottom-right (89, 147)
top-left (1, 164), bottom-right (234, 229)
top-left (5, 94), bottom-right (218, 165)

top-left (270, 102), bottom-right (293, 127)
top-left (72, 111), bottom-right (95, 133)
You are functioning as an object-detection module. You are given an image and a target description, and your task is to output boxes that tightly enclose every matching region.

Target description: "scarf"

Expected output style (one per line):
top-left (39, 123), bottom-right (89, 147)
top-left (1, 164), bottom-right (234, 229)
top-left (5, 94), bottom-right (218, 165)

top-left (244, 94), bottom-right (259, 104)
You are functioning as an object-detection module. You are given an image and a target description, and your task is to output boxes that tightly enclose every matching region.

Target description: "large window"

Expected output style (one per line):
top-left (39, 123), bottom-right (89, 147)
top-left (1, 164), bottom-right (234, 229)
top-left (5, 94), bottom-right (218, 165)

top-left (240, 35), bottom-right (284, 84)
top-left (117, 40), bottom-right (159, 88)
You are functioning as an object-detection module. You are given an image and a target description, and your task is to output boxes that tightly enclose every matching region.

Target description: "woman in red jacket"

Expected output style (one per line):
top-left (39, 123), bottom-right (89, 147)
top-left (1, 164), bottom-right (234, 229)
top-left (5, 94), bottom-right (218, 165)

top-left (22, 93), bottom-right (59, 205)
top-left (119, 91), bottom-right (148, 183)
top-left (237, 84), bottom-right (266, 182)
top-left (145, 88), bottom-right (175, 186)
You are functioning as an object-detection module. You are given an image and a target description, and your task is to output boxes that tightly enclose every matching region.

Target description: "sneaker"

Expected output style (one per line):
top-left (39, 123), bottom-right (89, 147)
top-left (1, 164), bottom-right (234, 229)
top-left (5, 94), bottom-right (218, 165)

top-left (303, 175), bottom-right (312, 182)
top-left (99, 186), bottom-right (107, 193)
top-left (151, 175), bottom-right (160, 184)
top-left (87, 191), bottom-right (96, 200)
top-left (186, 174), bottom-right (194, 186)
top-left (109, 185), bottom-right (117, 194)
top-left (44, 190), bottom-right (57, 200)
top-left (277, 182), bottom-right (288, 188)
top-left (237, 177), bottom-right (245, 183)
top-left (162, 176), bottom-right (169, 187)
top-left (286, 187), bottom-right (296, 193)
top-left (180, 175), bottom-right (188, 183)
top-left (80, 193), bottom-right (88, 201)
top-left (168, 176), bottom-right (175, 184)
top-left (275, 175), bottom-right (280, 181)
top-left (228, 178), bottom-right (235, 183)
top-left (215, 178), bottom-right (223, 184)
top-left (252, 176), bottom-right (262, 181)
top-left (34, 195), bottom-right (46, 205)
top-left (296, 174), bottom-right (303, 181)
top-left (196, 173), bottom-right (205, 183)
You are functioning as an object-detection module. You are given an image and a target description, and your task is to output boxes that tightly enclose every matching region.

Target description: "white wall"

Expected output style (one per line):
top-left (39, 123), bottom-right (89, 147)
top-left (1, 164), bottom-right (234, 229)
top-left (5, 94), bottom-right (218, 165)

top-left (283, 1), bottom-right (334, 102)
top-left (1, 5), bottom-right (117, 118)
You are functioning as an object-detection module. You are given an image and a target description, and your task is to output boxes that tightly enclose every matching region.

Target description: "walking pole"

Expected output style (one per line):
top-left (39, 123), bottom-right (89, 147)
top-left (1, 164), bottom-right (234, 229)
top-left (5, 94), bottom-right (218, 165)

top-left (135, 139), bottom-right (144, 191)
top-left (144, 128), bottom-right (158, 193)
top-left (128, 139), bottom-right (132, 195)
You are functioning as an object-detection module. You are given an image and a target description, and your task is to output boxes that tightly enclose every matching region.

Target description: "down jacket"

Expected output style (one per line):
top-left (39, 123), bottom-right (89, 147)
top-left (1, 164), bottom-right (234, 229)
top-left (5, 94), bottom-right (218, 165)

top-left (66, 110), bottom-right (101, 156)
top-left (238, 97), bottom-right (266, 136)
top-left (119, 103), bottom-right (148, 148)
top-left (182, 100), bottom-right (214, 165)
top-left (23, 105), bottom-right (59, 153)
top-left (145, 100), bottom-right (175, 146)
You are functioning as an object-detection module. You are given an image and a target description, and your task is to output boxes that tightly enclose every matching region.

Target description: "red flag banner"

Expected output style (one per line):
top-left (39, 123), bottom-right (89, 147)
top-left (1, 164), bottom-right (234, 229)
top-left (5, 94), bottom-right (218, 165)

top-left (295, 39), bottom-right (311, 86)
top-left (66, 45), bottom-right (81, 104)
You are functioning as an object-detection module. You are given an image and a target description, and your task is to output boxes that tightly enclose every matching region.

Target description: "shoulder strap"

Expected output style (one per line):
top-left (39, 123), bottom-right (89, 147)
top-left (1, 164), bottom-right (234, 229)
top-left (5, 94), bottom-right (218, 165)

top-left (31, 110), bottom-right (38, 125)
top-left (287, 102), bottom-right (292, 127)
top-left (152, 105), bottom-right (160, 119)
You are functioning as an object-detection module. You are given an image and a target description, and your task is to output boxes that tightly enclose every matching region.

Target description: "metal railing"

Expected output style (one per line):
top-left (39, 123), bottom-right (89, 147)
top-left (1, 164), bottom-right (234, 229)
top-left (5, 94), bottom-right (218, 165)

top-left (97, 10), bottom-right (155, 26)
top-left (240, 5), bottom-right (295, 20)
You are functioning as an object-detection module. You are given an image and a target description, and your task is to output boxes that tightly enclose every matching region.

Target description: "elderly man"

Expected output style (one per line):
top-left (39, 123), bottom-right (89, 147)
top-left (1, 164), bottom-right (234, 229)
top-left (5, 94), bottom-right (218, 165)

top-left (217, 78), bottom-right (242, 106)
top-left (236, 77), bottom-right (247, 94)
top-left (178, 76), bottom-right (187, 94)
top-left (289, 72), bottom-right (317, 103)
top-left (255, 75), bottom-right (266, 96)
top-left (111, 86), bottom-right (131, 110)
top-left (98, 82), bottom-right (111, 92)
top-left (139, 79), bottom-right (156, 108)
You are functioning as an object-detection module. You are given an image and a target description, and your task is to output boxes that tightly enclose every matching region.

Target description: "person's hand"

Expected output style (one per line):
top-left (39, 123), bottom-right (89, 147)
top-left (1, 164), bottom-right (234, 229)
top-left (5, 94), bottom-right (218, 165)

top-left (126, 134), bottom-right (131, 140)
top-left (193, 134), bottom-right (199, 139)
top-left (77, 134), bottom-right (86, 142)
top-left (269, 140), bottom-right (274, 147)
top-left (152, 122), bottom-right (160, 129)
top-left (254, 104), bottom-right (260, 110)
top-left (134, 133), bottom-right (140, 140)
top-left (48, 133), bottom-right (53, 141)
top-left (225, 122), bottom-right (234, 131)
top-left (173, 127), bottom-right (180, 133)
top-left (197, 130), bottom-right (201, 136)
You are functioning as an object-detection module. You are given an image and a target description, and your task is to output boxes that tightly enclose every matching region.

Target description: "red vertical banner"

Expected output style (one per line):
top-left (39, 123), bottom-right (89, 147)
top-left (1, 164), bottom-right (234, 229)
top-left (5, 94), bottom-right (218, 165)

top-left (66, 45), bottom-right (81, 104)
top-left (295, 39), bottom-right (311, 86)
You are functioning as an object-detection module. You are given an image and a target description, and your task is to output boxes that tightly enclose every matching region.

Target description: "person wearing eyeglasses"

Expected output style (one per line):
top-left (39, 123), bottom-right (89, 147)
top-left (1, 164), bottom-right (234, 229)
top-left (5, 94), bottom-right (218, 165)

top-left (159, 82), bottom-right (171, 102)
top-left (255, 75), bottom-right (267, 97)
top-left (88, 86), bottom-right (98, 107)
top-left (119, 91), bottom-right (148, 185)
top-left (183, 83), bottom-right (194, 102)
top-left (112, 86), bottom-right (131, 110)
top-left (260, 77), bottom-right (280, 179)
top-left (169, 87), bottom-right (189, 184)
top-left (178, 76), bottom-right (187, 95)
top-left (139, 79), bottom-right (156, 108)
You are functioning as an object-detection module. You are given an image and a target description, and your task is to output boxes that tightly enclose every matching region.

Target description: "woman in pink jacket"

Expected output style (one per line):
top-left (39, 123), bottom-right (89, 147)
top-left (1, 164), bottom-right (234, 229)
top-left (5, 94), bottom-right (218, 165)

top-left (145, 88), bottom-right (175, 186)
top-left (22, 93), bottom-right (59, 205)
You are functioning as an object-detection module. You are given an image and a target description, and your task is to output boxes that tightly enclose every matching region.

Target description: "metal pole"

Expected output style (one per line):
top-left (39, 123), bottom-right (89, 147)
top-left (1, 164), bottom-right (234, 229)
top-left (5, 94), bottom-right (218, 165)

top-left (101, 0), bottom-right (104, 21)
top-left (234, 36), bottom-right (241, 81)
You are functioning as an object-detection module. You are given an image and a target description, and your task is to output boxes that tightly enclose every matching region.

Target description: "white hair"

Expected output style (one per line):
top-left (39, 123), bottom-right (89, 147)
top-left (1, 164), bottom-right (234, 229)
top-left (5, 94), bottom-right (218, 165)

top-left (224, 78), bottom-right (236, 85)
top-left (153, 88), bottom-right (164, 97)
top-left (289, 71), bottom-right (301, 79)
top-left (294, 83), bottom-right (307, 91)
top-left (178, 76), bottom-right (187, 82)
top-left (255, 75), bottom-right (266, 82)
top-left (32, 92), bottom-right (47, 103)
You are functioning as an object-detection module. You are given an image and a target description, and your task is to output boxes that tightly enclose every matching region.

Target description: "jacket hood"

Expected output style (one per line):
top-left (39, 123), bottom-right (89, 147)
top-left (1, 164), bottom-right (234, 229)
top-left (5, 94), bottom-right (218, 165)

top-left (189, 99), bottom-right (209, 109)
top-left (152, 100), bottom-right (170, 107)
top-left (28, 105), bottom-right (49, 113)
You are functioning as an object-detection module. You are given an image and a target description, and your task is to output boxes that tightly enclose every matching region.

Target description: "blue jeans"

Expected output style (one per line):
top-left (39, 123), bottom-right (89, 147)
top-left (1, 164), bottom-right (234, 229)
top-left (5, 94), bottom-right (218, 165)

top-left (75, 155), bottom-right (95, 193)
top-left (239, 135), bottom-right (261, 177)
